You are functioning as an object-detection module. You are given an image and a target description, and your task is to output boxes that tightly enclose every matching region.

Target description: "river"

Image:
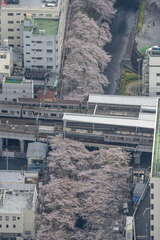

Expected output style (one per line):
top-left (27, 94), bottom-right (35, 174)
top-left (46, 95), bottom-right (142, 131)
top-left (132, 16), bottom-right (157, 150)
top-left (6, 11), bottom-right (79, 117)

top-left (104, 1), bottom-right (139, 94)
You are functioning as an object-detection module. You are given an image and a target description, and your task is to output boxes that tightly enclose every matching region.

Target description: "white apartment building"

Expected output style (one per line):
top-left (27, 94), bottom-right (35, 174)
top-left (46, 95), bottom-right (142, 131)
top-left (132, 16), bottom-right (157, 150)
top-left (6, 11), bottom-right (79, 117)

top-left (0, 76), bottom-right (33, 101)
top-left (0, 46), bottom-right (13, 76)
top-left (142, 46), bottom-right (160, 96)
top-left (0, 170), bottom-right (38, 240)
top-left (0, 0), bottom-right (61, 48)
top-left (23, 17), bottom-right (58, 72)
top-left (150, 98), bottom-right (160, 240)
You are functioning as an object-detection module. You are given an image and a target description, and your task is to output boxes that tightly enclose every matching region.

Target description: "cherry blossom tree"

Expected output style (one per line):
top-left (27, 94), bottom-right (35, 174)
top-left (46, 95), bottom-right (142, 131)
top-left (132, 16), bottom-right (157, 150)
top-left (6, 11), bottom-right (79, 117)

top-left (61, 0), bottom-right (116, 98)
top-left (36, 137), bottom-right (130, 240)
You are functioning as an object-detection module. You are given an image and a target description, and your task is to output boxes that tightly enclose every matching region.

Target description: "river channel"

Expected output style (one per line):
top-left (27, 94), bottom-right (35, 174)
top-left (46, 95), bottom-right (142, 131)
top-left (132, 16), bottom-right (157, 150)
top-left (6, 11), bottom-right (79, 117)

top-left (104, 0), bottom-right (139, 94)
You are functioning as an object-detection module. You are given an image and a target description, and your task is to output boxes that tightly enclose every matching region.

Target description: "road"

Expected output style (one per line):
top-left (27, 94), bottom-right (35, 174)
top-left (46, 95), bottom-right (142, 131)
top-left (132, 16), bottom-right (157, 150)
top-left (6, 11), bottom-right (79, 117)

top-left (104, 7), bottom-right (137, 94)
top-left (135, 185), bottom-right (150, 240)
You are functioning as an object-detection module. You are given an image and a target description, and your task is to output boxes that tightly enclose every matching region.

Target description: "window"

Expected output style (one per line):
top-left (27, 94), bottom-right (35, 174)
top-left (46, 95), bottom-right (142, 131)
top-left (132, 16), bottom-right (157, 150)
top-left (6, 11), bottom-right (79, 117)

top-left (151, 193), bottom-right (154, 199)
top-left (36, 49), bottom-right (42, 52)
top-left (47, 49), bottom-right (53, 53)
top-left (5, 65), bottom-right (9, 69)
top-left (0, 225), bottom-right (2, 228)
top-left (47, 57), bottom-right (53, 62)
top-left (8, 36), bottom-right (14, 39)
top-left (151, 225), bottom-right (154, 231)
top-left (17, 217), bottom-right (20, 220)
top-left (23, 90), bottom-right (26, 93)
top-left (47, 41), bottom-right (53, 46)
top-left (47, 66), bottom-right (53, 70)
top-left (6, 224), bottom-right (9, 228)
top-left (151, 236), bottom-right (154, 240)
top-left (36, 41), bottom-right (42, 44)
top-left (16, 21), bottom-right (20, 23)
top-left (151, 204), bottom-right (154, 210)
top-left (12, 216), bottom-right (16, 221)
top-left (9, 44), bottom-right (14, 47)
top-left (26, 44), bottom-right (30, 46)
top-left (16, 13), bottom-right (21, 15)
top-left (8, 13), bottom-right (14, 16)
top-left (151, 214), bottom-right (154, 220)
top-left (26, 60), bottom-right (30, 63)
top-left (151, 183), bottom-right (154, 189)
top-left (17, 36), bottom-right (20, 39)
top-left (8, 21), bottom-right (14, 24)
top-left (13, 224), bottom-right (16, 228)
top-left (156, 92), bottom-right (160, 95)
top-left (17, 28), bottom-right (20, 31)
top-left (156, 73), bottom-right (160, 76)
top-left (8, 29), bottom-right (14, 32)
top-left (26, 52), bottom-right (30, 54)
top-left (5, 216), bottom-right (9, 221)
top-left (17, 44), bottom-right (20, 47)
top-left (0, 54), bottom-right (6, 59)
top-left (25, 36), bottom-right (30, 38)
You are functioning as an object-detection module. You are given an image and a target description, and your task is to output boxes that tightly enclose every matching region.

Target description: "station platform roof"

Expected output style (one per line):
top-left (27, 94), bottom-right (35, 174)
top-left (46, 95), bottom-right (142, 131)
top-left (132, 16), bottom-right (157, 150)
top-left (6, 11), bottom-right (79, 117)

top-left (63, 113), bottom-right (155, 129)
top-left (88, 94), bottom-right (157, 108)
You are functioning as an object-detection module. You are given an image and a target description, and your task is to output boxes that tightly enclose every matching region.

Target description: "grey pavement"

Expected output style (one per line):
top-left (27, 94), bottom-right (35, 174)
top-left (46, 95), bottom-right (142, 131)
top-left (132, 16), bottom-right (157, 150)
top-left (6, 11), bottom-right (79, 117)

top-left (135, 185), bottom-right (150, 240)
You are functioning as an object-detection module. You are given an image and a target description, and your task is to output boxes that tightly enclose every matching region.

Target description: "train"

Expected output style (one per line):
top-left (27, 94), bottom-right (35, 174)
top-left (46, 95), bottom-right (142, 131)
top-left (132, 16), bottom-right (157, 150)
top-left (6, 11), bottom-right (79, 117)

top-left (0, 99), bottom-right (87, 121)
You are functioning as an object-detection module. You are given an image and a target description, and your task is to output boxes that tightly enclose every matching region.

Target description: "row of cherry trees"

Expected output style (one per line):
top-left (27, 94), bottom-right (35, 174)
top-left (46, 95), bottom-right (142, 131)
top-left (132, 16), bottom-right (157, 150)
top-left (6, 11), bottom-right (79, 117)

top-left (36, 137), bottom-right (130, 240)
top-left (61, 0), bottom-right (116, 98)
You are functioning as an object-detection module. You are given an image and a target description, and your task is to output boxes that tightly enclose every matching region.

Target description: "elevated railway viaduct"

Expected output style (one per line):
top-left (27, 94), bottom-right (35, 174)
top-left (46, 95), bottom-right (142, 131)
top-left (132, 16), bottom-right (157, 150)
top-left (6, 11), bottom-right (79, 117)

top-left (0, 95), bottom-right (157, 156)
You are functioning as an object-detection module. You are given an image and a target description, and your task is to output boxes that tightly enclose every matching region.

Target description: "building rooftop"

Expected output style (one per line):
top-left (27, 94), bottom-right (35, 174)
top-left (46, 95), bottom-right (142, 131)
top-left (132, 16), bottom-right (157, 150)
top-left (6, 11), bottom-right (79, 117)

top-left (24, 18), bottom-right (59, 35)
top-left (0, 170), bottom-right (38, 185)
top-left (63, 113), bottom-right (155, 129)
top-left (1, 0), bottom-right (59, 10)
top-left (27, 142), bottom-right (48, 159)
top-left (0, 189), bottom-right (34, 213)
top-left (151, 98), bottom-right (160, 177)
top-left (33, 18), bottom-right (59, 35)
top-left (0, 170), bottom-right (38, 213)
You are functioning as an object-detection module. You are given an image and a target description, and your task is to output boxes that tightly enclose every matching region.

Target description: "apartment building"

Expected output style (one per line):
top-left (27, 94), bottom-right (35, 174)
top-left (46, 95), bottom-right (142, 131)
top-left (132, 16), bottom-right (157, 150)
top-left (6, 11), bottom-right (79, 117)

top-left (0, 0), bottom-right (61, 48)
top-left (142, 46), bottom-right (160, 96)
top-left (0, 170), bottom-right (38, 240)
top-left (0, 46), bottom-right (13, 76)
top-left (23, 17), bottom-right (58, 72)
top-left (150, 98), bottom-right (160, 240)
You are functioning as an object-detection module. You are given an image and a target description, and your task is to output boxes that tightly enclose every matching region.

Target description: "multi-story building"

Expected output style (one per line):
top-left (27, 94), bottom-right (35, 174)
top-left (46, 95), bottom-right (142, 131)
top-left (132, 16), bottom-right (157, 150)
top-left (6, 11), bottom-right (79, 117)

top-left (0, 76), bottom-right (33, 101)
top-left (150, 98), bottom-right (160, 240)
top-left (0, 46), bottom-right (13, 76)
top-left (23, 17), bottom-right (58, 72)
top-left (142, 46), bottom-right (160, 96)
top-left (0, 0), bottom-right (60, 49)
top-left (0, 170), bottom-right (38, 240)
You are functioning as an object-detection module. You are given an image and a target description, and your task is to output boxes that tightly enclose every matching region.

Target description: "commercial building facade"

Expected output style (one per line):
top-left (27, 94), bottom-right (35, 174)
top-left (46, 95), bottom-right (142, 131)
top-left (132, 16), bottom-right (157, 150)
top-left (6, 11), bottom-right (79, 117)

top-left (142, 46), bottom-right (160, 96)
